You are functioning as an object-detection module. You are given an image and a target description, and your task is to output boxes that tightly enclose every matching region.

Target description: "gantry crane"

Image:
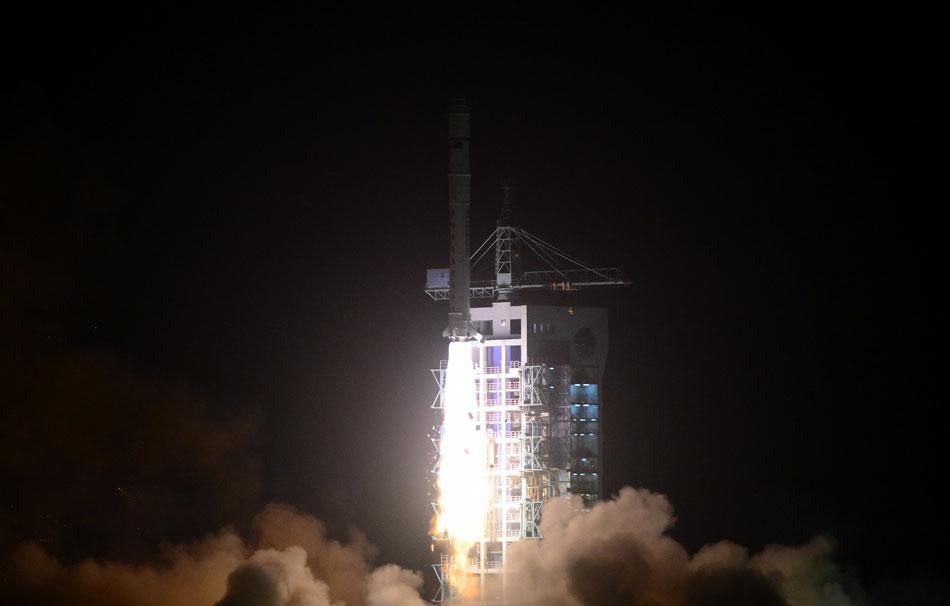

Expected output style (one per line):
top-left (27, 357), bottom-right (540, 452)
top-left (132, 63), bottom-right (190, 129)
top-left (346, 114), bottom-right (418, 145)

top-left (425, 183), bottom-right (630, 303)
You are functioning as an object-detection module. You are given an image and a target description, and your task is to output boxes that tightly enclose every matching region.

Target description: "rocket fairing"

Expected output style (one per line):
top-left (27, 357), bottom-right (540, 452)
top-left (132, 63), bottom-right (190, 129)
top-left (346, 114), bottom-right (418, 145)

top-left (444, 99), bottom-right (478, 341)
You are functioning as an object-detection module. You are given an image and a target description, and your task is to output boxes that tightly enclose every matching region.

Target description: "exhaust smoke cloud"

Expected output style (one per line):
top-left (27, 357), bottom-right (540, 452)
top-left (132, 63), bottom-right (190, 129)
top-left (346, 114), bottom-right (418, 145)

top-left (501, 487), bottom-right (856, 606)
top-left (4, 487), bottom-right (860, 605)
top-left (6, 504), bottom-right (427, 606)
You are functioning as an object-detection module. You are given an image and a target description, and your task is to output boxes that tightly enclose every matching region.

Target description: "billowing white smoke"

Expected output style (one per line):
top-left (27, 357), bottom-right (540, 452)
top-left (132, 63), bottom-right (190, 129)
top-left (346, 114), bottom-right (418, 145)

top-left (501, 486), bottom-right (857, 606)
top-left (6, 491), bottom-right (859, 605)
top-left (8, 503), bottom-right (427, 606)
top-left (217, 547), bottom-right (335, 606)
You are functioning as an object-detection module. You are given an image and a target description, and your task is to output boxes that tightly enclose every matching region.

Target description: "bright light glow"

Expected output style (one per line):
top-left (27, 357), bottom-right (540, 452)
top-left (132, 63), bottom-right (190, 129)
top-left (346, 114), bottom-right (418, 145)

top-left (436, 341), bottom-right (488, 568)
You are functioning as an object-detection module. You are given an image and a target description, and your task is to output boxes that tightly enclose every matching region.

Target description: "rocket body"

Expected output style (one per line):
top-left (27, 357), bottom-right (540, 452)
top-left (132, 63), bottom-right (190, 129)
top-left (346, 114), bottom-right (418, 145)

top-left (444, 99), bottom-right (477, 341)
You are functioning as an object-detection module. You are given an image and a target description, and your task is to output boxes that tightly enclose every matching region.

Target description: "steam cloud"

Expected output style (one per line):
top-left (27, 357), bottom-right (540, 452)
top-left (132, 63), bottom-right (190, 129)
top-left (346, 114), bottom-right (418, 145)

top-left (502, 487), bottom-right (857, 606)
top-left (6, 504), bottom-right (427, 606)
top-left (4, 490), bottom-right (860, 606)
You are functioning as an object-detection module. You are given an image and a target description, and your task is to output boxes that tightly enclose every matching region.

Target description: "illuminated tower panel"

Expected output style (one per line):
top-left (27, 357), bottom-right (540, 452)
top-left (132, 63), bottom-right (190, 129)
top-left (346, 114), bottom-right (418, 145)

top-left (430, 302), bottom-right (607, 602)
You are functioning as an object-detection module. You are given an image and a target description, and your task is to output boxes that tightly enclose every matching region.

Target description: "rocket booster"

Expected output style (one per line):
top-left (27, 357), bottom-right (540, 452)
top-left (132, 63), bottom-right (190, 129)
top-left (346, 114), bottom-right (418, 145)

top-left (444, 99), bottom-right (477, 341)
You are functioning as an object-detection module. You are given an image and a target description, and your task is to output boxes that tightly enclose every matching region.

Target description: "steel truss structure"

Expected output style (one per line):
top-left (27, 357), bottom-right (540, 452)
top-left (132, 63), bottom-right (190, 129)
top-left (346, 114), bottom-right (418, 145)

top-left (429, 343), bottom-right (552, 603)
top-left (424, 226), bottom-right (629, 302)
top-left (427, 107), bottom-right (623, 603)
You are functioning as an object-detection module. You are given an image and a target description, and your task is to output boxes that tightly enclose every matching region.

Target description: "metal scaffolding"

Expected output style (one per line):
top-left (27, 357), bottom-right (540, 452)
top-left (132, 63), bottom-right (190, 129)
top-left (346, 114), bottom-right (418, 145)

top-left (425, 226), bottom-right (629, 302)
top-left (429, 343), bottom-right (552, 603)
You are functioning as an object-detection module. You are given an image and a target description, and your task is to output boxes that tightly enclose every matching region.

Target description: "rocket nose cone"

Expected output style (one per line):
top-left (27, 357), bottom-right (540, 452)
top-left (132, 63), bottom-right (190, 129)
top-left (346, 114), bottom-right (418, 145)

top-left (449, 98), bottom-right (469, 113)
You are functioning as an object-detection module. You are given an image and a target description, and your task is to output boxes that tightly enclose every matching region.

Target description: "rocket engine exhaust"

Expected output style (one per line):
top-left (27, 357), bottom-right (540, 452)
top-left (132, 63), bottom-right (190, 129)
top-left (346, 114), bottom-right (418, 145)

top-left (444, 99), bottom-right (478, 342)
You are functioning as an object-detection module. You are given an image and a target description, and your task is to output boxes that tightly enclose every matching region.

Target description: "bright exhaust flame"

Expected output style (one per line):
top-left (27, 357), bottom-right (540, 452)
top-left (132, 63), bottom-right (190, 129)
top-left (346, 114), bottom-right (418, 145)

top-left (435, 341), bottom-right (488, 596)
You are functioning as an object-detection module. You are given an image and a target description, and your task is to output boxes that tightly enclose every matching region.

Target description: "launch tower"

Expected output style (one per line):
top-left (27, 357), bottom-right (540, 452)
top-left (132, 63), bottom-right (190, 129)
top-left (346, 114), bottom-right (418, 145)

top-left (426, 101), bottom-right (629, 603)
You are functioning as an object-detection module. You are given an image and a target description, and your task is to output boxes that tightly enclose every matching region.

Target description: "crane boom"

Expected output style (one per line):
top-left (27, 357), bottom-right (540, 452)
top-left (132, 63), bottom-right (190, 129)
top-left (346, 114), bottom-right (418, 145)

top-left (425, 223), bottom-right (629, 302)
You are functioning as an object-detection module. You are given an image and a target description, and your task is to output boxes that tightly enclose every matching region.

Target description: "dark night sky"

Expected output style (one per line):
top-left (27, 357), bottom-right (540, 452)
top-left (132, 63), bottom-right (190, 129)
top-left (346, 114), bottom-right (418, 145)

top-left (1, 5), bottom-right (944, 601)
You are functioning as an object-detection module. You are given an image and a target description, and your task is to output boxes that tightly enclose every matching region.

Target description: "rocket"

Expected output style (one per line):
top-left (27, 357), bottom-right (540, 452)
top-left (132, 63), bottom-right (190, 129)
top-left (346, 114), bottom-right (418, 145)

top-left (444, 99), bottom-right (478, 341)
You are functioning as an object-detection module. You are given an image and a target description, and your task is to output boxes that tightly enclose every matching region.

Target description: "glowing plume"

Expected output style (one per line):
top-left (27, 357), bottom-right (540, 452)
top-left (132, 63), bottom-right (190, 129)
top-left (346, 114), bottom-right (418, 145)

top-left (435, 341), bottom-right (488, 595)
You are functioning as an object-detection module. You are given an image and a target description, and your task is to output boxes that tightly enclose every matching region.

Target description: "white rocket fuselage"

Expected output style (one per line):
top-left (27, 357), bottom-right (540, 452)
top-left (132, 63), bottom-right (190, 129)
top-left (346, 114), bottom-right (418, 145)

top-left (444, 99), bottom-right (477, 341)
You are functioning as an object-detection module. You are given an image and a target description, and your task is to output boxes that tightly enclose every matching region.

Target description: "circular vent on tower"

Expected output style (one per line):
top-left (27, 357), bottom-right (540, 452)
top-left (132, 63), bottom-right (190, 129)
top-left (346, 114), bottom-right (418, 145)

top-left (573, 327), bottom-right (595, 358)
